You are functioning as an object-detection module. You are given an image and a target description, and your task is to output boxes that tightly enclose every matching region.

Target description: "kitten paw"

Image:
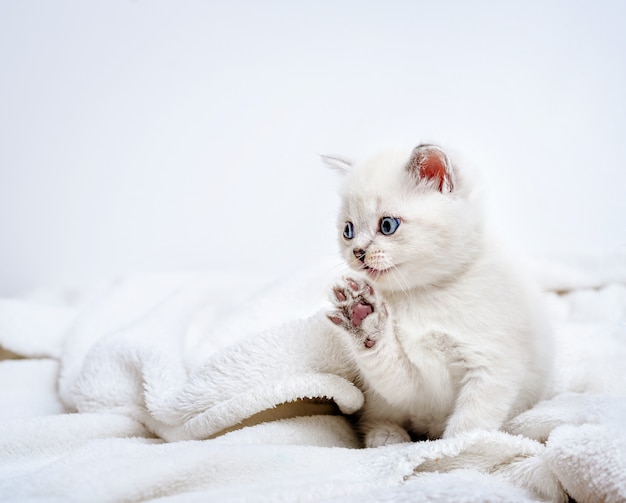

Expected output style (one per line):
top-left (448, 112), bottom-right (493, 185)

top-left (327, 276), bottom-right (388, 348)
top-left (364, 423), bottom-right (411, 448)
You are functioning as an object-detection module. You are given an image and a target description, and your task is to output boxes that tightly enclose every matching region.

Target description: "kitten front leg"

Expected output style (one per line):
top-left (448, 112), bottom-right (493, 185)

top-left (327, 277), bottom-right (413, 447)
top-left (442, 365), bottom-right (519, 438)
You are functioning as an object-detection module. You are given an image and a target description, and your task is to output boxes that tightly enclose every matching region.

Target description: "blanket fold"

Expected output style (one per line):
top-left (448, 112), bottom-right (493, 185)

top-left (60, 277), bottom-right (365, 440)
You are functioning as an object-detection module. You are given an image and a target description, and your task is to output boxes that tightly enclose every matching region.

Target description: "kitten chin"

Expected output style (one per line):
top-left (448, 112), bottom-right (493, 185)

top-left (326, 144), bottom-right (553, 447)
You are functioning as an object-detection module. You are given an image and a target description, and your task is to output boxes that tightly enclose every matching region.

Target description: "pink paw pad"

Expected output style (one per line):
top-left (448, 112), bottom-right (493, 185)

top-left (333, 288), bottom-right (347, 302)
top-left (346, 278), bottom-right (360, 291)
top-left (351, 302), bottom-right (373, 327)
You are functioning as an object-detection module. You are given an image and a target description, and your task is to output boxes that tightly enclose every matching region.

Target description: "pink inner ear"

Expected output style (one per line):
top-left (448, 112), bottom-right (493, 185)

top-left (410, 146), bottom-right (453, 192)
top-left (419, 155), bottom-right (448, 192)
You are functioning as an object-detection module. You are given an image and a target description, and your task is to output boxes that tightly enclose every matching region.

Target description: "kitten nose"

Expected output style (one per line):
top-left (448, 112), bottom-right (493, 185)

top-left (353, 248), bottom-right (366, 262)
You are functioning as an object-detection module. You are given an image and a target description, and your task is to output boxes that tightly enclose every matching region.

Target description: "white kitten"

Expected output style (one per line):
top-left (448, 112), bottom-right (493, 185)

top-left (326, 144), bottom-right (553, 448)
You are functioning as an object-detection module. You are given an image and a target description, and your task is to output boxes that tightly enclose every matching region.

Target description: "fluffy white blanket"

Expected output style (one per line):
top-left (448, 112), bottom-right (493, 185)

top-left (1, 254), bottom-right (625, 502)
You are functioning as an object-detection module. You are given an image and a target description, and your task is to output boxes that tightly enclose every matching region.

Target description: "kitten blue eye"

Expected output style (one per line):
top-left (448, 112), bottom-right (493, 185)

top-left (343, 222), bottom-right (354, 240)
top-left (380, 217), bottom-right (400, 235)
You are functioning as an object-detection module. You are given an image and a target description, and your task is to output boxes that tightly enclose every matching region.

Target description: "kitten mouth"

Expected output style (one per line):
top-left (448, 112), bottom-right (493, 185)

top-left (362, 265), bottom-right (390, 278)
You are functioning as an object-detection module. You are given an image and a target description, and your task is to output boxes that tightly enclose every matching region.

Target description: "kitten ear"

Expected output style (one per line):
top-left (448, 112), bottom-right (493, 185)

top-left (320, 154), bottom-right (353, 173)
top-left (406, 144), bottom-right (455, 192)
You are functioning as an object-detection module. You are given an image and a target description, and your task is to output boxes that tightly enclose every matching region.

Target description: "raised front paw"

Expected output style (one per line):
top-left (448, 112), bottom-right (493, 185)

top-left (327, 276), bottom-right (388, 348)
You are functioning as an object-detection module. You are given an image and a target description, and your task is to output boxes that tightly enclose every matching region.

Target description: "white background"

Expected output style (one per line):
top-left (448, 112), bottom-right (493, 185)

top-left (1, 1), bottom-right (625, 296)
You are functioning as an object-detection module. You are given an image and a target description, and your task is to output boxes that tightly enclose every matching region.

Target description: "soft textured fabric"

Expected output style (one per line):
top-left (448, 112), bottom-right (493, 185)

top-left (0, 254), bottom-right (624, 502)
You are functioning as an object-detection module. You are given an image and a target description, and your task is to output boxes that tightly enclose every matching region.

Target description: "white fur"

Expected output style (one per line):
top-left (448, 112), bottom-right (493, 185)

top-left (328, 145), bottom-right (553, 447)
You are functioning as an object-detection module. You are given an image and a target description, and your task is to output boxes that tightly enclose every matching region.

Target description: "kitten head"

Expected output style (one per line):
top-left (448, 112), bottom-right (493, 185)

top-left (328, 144), bottom-right (483, 291)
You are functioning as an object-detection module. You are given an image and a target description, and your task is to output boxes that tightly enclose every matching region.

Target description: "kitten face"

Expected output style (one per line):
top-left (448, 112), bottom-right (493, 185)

top-left (336, 145), bottom-right (482, 291)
